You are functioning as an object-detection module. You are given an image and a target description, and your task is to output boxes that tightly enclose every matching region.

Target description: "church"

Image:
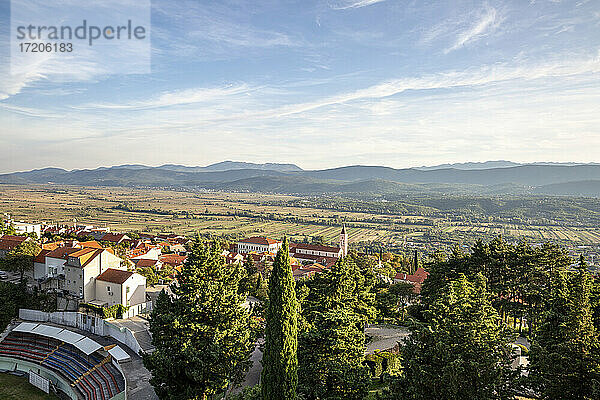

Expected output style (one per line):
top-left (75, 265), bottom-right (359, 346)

top-left (234, 226), bottom-right (349, 266)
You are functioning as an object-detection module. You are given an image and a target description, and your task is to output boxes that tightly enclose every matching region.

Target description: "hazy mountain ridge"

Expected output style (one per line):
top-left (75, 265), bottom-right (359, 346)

top-left (415, 160), bottom-right (600, 170)
top-left (1, 162), bottom-right (599, 196)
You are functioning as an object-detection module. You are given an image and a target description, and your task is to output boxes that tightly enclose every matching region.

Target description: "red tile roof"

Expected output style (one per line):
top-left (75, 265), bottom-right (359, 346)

top-left (0, 235), bottom-right (28, 251)
top-left (78, 240), bottom-right (104, 249)
top-left (159, 254), bottom-right (187, 266)
top-left (101, 233), bottom-right (129, 243)
top-left (133, 258), bottom-right (160, 268)
top-left (42, 241), bottom-right (63, 251)
top-left (45, 247), bottom-right (81, 260)
top-left (34, 249), bottom-right (50, 263)
top-left (394, 267), bottom-right (429, 284)
top-left (96, 268), bottom-right (134, 284)
top-left (1, 235), bottom-right (28, 242)
top-left (291, 242), bottom-right (341, 254)
top-left (238, 237), bottom-right (280, 245)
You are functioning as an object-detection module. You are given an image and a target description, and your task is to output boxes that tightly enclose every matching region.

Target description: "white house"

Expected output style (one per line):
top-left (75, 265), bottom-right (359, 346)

top-left (12, 221), bottom-right (42, 238)
top-left (236, 237), bottom-right (282, 254)
top-left (63, 248), bottom-right (124, 301)
top-left (95, 269), bottom-right (147, 308)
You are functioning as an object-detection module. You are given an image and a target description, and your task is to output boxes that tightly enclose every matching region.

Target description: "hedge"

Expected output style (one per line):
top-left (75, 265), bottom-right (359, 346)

top-left (364, 351), bottom-right (401, 379)
top-left (80, 303), bottom-right (128, 319)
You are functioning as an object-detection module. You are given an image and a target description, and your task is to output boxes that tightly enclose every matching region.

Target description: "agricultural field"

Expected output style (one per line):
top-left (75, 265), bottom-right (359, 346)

top-left (1, 185), bottom-right (599, 255)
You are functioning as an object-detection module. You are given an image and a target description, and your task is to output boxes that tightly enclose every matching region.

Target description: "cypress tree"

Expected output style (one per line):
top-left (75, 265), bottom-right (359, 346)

top-left (261, 238), bottom-right (298, 400)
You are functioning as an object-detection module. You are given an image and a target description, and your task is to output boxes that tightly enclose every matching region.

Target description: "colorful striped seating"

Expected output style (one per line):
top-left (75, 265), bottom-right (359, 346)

top-left (0, 331), bottom-right (125, 400)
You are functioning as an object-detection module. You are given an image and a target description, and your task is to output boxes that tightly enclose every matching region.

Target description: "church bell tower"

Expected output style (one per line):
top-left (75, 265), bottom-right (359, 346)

top-left (339, 225), bottom-right (348, 257)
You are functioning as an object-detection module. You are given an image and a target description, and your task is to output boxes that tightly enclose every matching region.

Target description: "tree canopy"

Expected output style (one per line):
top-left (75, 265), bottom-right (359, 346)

top-left (261, 238), bottom-right (298, 400)
top-left (0, 239), bottom-right (40, 281)
top-left (389, 273), bottom-right (517, 400)
top-left (144, 238), bottom-right (254, 400)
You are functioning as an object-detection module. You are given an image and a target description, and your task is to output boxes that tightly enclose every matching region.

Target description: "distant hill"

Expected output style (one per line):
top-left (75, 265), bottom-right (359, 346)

top-left (415, 160), bottom-right (521, 170)
top-left (534, 180), bottom-right (600, 197)
top-left (415, 161), bottom-right (600, 170)
top-left (1, 162), bottom-right (599, 197)
top-left (157, 161), bottom-right (303, 172)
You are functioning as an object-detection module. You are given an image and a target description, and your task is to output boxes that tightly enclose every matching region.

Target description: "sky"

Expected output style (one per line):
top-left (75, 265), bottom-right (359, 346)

top-left (0, 0), bottom-right (599, 172)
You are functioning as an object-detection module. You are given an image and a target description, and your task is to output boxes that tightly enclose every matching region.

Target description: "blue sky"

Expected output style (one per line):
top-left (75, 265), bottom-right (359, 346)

top-left (0, 0), bottom-right (599, 172)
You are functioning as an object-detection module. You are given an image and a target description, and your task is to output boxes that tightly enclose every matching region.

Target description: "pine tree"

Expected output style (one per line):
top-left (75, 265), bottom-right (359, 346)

top-left (144, 237), bottom-right (254, 400)
top-left (261, 238), bottom-right (298, 400)
top-left (389, 273), bottom-right (517, 400)
top-left (528, 257), bottom-right (600, 399)
top-left (298, 256), bottom-right (373, 399)
top-left (245, 253), bottom-right (257, 276)
top-left (297, 308), bottom-right (370, 400)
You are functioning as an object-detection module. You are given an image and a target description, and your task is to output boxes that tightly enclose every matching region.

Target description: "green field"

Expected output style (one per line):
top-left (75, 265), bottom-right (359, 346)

top-left (0, 373), bottom-right (58, 400)
top-left (1, 185), bottom-right (599, 252)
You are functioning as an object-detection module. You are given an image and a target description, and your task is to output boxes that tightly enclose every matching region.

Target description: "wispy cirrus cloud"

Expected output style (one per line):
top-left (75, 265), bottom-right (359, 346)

top-left (444, 6), bottom-right (501, 53)
top-left (329, 0), bottom-right (387, 10)
top-left (267, 52), bottom-right (600, 117)
top-left (77, 84), bottom-right (254, 110)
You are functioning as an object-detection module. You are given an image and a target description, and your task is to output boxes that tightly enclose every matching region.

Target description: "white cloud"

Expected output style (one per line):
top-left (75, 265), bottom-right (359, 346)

top-left (265, 53), bottom-right (600, 117)
top-left (329, 0), bottom-right (387, 10)
top-left (78, 84), bottom-right (254, 110)
top-left (444, 7), bottom-right (501, 53)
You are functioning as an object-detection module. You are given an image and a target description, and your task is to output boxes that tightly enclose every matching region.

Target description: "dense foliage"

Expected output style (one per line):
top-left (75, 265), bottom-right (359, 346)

top-left (387, 274), bottom-right (517, 400)
top-left (261, 238), bottom-right (298, 400)
top-left (0, 240), bottom-right (40, 281)
top-left (528, 257), bottom-right (600, 399)
top-left (297, 255), bottom-right (375, 399)
top-left (143, 237), bottom-right (254, 400)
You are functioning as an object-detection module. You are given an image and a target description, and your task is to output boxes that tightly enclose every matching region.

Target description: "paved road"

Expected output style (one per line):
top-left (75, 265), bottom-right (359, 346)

top-left (365, 325), bottom-right (409, 354)
top-left (230, 340), bottom-right (263, 395)
top-left (111, 316), bottom-right (155, 353)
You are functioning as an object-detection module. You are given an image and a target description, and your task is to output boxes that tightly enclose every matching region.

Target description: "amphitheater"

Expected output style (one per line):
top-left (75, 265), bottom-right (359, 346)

top-left (0, 312), bottom-right (157, 400)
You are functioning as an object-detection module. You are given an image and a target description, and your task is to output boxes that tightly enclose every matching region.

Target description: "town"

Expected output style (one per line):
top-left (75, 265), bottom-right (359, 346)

top-left (1, 212), bottom-right (595, 400)
top-left (1, 0), bottom-right (598, 399)
top-left (0, 217), bottom-right (431, 399)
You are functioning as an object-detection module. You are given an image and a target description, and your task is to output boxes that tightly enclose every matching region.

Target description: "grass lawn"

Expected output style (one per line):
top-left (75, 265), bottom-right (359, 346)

top-left (0, 373), bottom-right (58, 400)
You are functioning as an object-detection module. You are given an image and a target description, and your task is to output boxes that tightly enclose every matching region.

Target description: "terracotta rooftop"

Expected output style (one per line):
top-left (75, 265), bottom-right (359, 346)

top-left (78, 240), bottom-right (104, 249)
top-left (96, 268), bottom-right (134, 284)
top-left (101, 233), bottom-right (129, 243)
top-left (0, 235), bottom-right (28, 251)
top-left (291, 242), bottom-right (341, 253)
top-left (238, 237), bottom-right (281, 245)
top-left (45, 246), bottom-right (82, 260)
top-left (133, 258), bottom-right (160, 268)
top-left (159, 254), bottom-right (187, 266)
top-left (394, 267), bottom-right (429, 284)
top-left (34, 249), bottom-right (50, 263)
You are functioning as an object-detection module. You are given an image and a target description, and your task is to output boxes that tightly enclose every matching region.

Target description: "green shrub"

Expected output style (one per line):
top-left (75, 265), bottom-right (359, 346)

top-left (516, 343), bottom-right (529, 355)
top-left (365, 352), bottom-right (401, 379)
top-left (229, 385), bottom-right (261, 400)
top-left (80, 303), bottom-right (128, 319)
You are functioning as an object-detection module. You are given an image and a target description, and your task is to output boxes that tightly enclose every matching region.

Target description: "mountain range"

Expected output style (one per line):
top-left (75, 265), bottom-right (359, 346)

top-left (1, 161), bottom-right (599, 197)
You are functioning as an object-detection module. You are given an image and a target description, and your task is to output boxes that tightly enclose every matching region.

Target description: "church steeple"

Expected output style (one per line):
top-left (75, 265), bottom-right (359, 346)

top-left (339, 225), bottom-right (348, 257)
